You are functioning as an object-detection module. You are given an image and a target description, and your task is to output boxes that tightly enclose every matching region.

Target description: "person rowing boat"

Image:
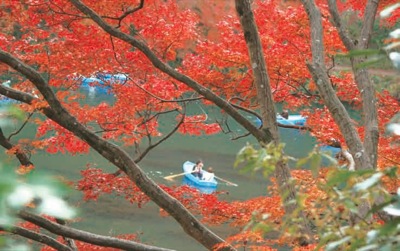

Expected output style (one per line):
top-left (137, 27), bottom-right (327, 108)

top-left (192, 160), bottom-right (204, 179)
top-left (202, 167), bottom-right (215, 181)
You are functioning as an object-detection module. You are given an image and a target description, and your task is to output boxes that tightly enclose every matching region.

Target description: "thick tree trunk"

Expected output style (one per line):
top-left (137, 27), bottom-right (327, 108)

top-left (301, 0), bottom-right (372, 171)
top-left (235, 0), bottom-right (313, 243)
top-left (301, 0), bottom-right (378, 220)
top-left (353, 0), bottom-right (380, 168)
top-left (328, 0), bottom-right (380, 169)
top-left (351, 61), bottom-right (379, 168)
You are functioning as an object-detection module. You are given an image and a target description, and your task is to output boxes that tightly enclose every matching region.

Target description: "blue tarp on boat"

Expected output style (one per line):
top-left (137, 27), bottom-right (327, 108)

top-left (80, 73), bottom-right (128, 94)
top-left (255, 114), bottom-right (307, 127)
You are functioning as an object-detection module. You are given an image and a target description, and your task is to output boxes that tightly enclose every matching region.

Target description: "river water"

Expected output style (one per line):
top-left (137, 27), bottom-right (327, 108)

top-left (0, 93), bottom-right (319, 250)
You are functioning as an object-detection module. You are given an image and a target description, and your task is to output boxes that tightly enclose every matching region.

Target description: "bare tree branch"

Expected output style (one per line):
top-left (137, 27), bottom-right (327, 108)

top-left (0, 127), bottom-right (33, 167)
top-left (229, 97), bottom-right (261, 121)
top-left (235, 0), bottom-right (313, 244)
top-left (234, 0), bottom-right (276, 141)
top-left (136, 109), bottom-right (185, 164)
top-left (301, 0), bottom-right (374, 222)
top-left (327, 0), bottom-right (356, 50)
top-left (353, 0), bottom-right (380, 168)
top-left (328, 0), bottom-right (380, 168)
top-left (0, 224), bottom-right (72, 251)
top-left (358, 0), bottom-right (379, 49)
top-left (8, 112), bottom-right (34, 140)
top-left (113, 108), bottom-right (186, 177)
top-left (68, 0), bottom-right (264, 142)
top-left (300, 0), bottom-right (371, 171)
top-left (0, 50), bottom-right (235, 251)
top-left (0, 85), bottom-right (38, 104)
top-left (101, 0), bottom-right (145, 27)
top-left (18, 211), bottom-right (176, 251)
top-left (133, 80), bottom-right (204, 103)
top-left (55, 218), bottom-right (78, 251)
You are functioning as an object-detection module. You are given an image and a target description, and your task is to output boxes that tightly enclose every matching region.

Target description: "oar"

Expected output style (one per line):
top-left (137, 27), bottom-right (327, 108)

top-left (164, 171), bottom-right (193, 180)
top-left (215, 176), bottom-right (238, 187)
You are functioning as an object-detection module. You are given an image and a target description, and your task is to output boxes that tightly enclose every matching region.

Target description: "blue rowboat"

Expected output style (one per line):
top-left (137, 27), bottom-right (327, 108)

top-left (255, 114), bottom-right (307, 127)
top-left (0, 97), bottom-right (18, 105)
top-left (182, 161), bottom-right (218, 194)
top-left (80, 73), bottom-right (127, 94)
top-left (277, 114), bottom-right (306, 126)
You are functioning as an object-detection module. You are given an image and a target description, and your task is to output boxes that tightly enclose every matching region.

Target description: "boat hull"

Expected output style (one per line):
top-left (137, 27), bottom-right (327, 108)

top-left (80, 74), bottom-right (127, 94)
top-left (255, 114), bottom-right (307, 127)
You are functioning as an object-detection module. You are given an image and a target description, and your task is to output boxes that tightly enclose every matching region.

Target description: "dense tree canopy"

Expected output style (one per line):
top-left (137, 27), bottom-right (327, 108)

top-left (0, 0), bottom-right (399, 250)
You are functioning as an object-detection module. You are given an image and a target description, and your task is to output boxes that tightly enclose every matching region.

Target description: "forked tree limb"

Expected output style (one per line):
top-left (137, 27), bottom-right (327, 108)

top-left (235, 0), bottom-right (313, 244)
top-left (327, 0), bottom-right (356, 50)
top-left (327, 0), bottom-right (379, 168)
top-left (68, 0), bottom-right (266, 143)
top-left (0, 224), bottom-right (72, 251)
top-left (301, 0), bottom-right (374, 221)
top-left (0, 50), bottom-right (235, 251)
top-left (18, 211), bottom-right (175, 251)
top-left (300, 0), bottom-right (372, 171)
top-left (0, 127), bottom-right (33, 167)
top-left (113, 108), bottom-right (186, 177)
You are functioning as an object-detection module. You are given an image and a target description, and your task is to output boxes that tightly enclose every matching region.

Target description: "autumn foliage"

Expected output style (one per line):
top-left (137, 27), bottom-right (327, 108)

top-left (1, 0), bottom-right (400, 250)
top-left (1, 0), bottom-right (399, 161)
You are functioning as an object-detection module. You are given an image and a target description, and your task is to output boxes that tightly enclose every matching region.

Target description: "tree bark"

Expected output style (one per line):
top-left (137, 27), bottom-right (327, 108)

top-left (18, 211), bottom-right (175, 251)
top-left (301, 0), bottom-right (371, 171)
top-left (68, 0), bottom-right (266, 143)
top-left (235, 0), bottom-right (313, 243)
top-left (0, 51), bottom-right (235, 251)
top-left (328, 0), bottom-right (380, 168)
top-left (301, 0), bottom-right (374, 219)
top-left (0, 225), bottom-right (72, 251)
top-left (0, 127), bottom-right (33, 167)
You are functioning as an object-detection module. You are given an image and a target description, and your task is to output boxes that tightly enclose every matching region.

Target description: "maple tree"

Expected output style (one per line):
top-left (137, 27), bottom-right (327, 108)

top-left (0, 0), bottom-right (399, 250)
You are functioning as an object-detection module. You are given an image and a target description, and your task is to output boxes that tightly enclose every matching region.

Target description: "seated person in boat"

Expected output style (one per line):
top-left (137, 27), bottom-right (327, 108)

top-left (192, 160), bottom-right (203, 179)
top-left (280, 110), bottom-right (289, 119)
top-left (202, 167), bottom-right (215, 181)
top-left (327, 138), bottom-right (341, 148)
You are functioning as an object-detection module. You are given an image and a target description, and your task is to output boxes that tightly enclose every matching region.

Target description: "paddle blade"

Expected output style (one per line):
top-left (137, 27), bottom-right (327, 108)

top-left (163, 172), bottom-right (187, 180)
top-left (215, 176), bottom-right (238, 187)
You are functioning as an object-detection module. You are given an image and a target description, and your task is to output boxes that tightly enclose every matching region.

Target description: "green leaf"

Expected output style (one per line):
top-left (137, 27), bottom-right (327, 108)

top-left (357, 244), bottom-right (379, 251)
top-left (370, 197), bottom-right (397, 214)
top-left (326, 236), bottom-right (352, 251)
top-left (353, 173), bottom-right (383, 192)
top-left (296, 156), bottom-right (310, 168)
top-left (327, 169), bottom-right (373, 187)
top-left (320, 152), bottom-right (338, 166)
top-left (253, 222), bottom-right (273, 234)
top-left (309, 153), bottom-right (322, 177)
top-left (378, 216), bottom-right (400, 236)
top-left (383, 204), bottom-right (400, 216)
top-left (6, 106), bottom-right (25, 120)
top-left (366, 229), bottom-right (378, 244)
top-left (380, 3), bottom-right (400, 18)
